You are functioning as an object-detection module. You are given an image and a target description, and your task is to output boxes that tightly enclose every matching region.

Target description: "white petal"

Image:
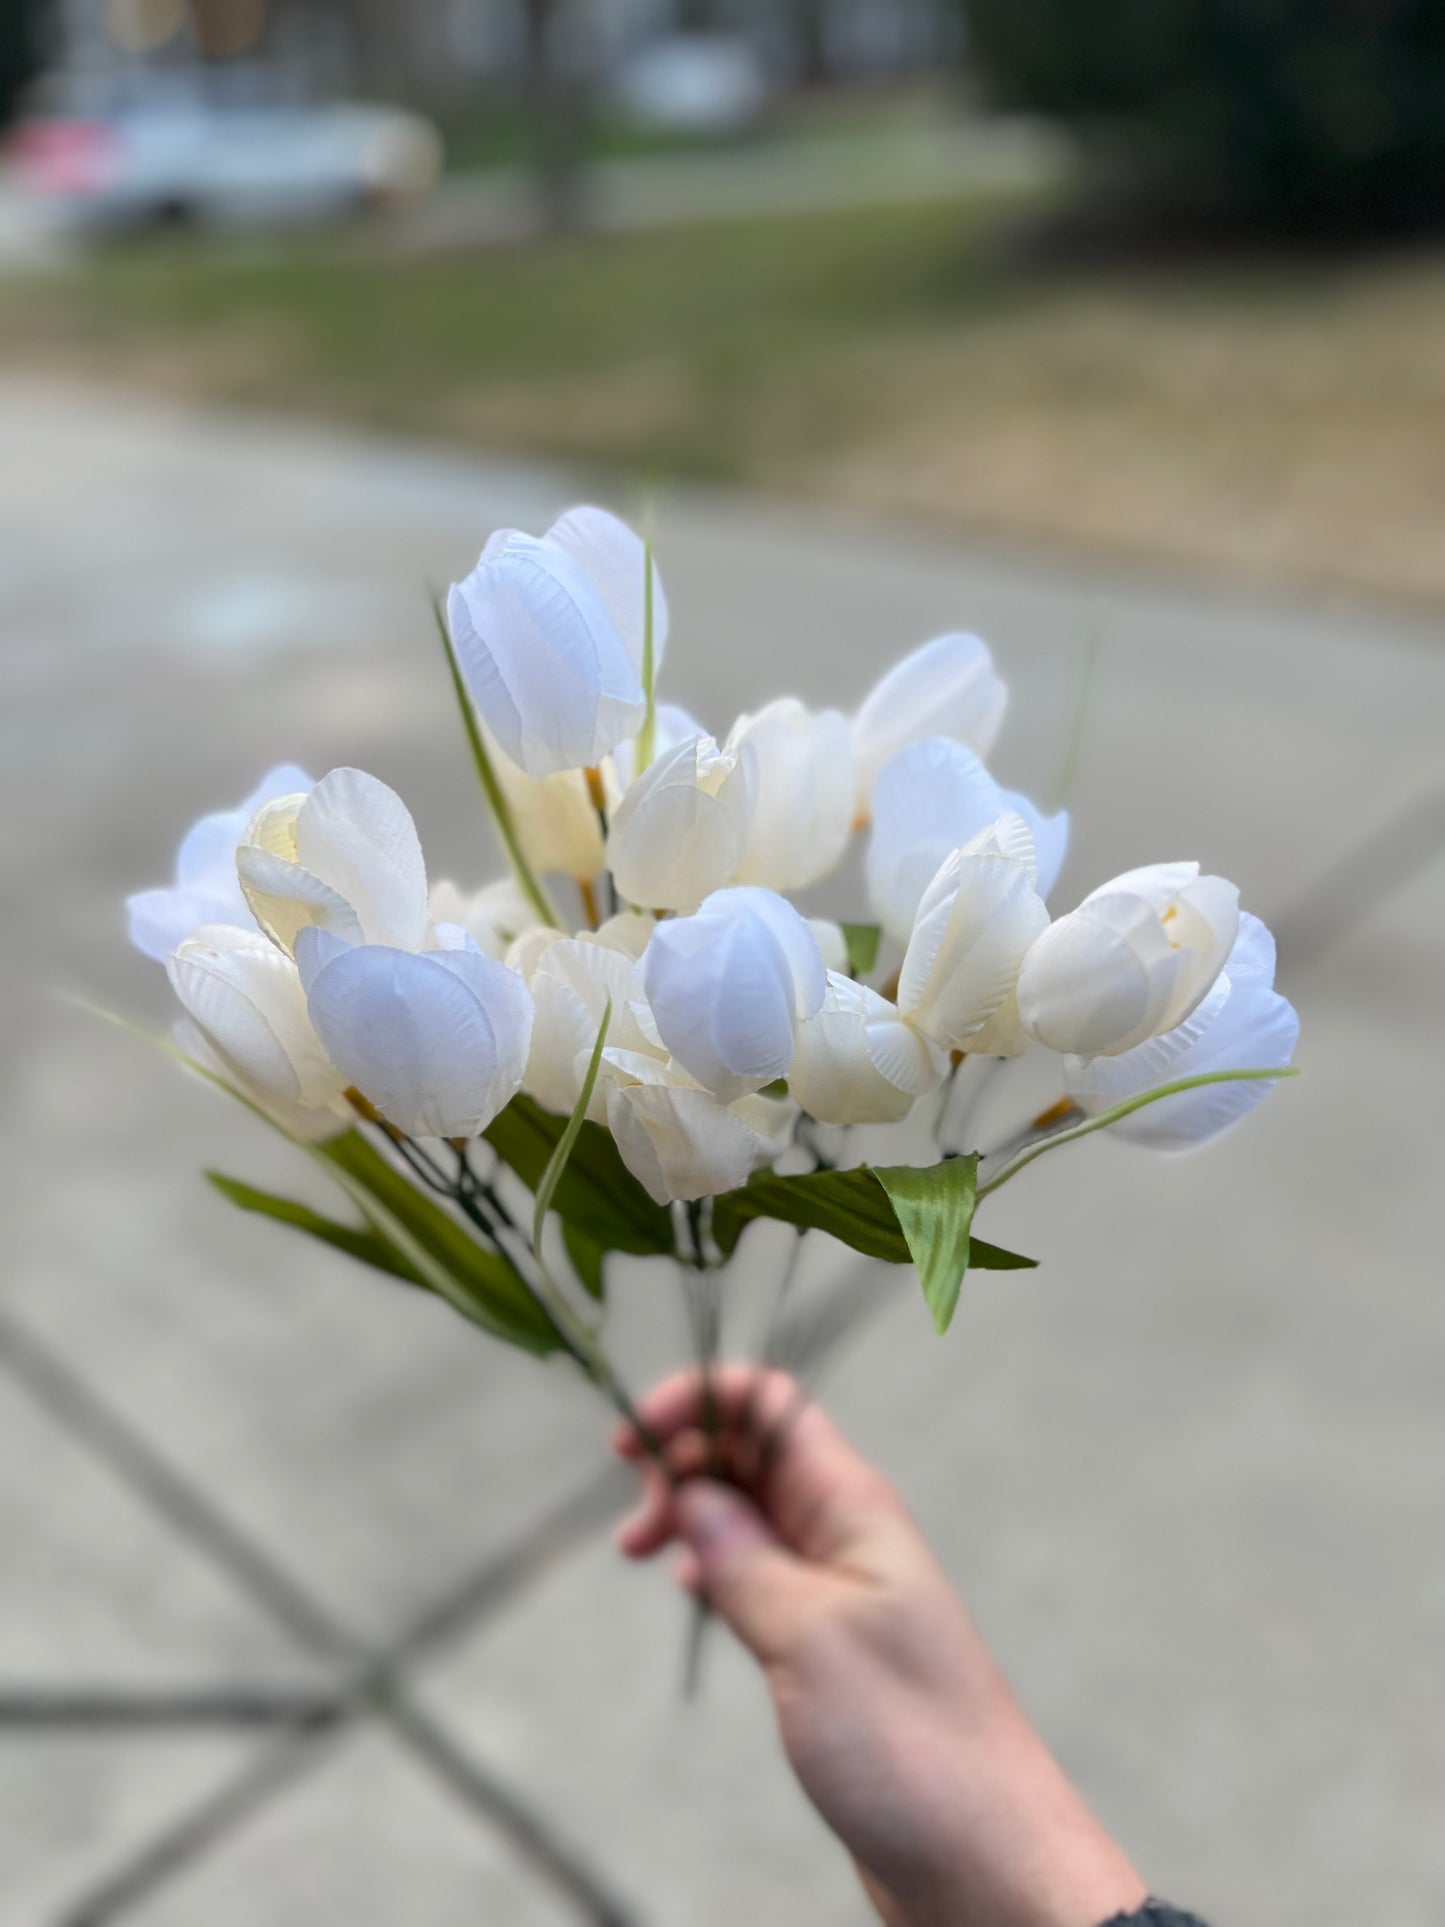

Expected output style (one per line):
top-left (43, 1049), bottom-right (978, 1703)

top-left (1016, 894), bottom-right (1183, 1058)
top-left (853, 632), bottom-right (1008, 809)
top-left (168, 926), bottom-right (341, 1109)
top-left (546, 505), bottom-right (669, 676)
top-left (999, 790), bottom-right (1069, 900)
top-left (586, 912), bottom-right (656, 960)
top-left (127, 887), bottom-right (245, 963)
top-left (237, 844), bottom-right (365, 956)
top-left (428, 877), bottom-right (538, 960)
top-left (487, 738), bottom-right (606, 880)
top-left (306, 944), bottom-right (532, 1139)
top-left (1225, 911), bottom-right (1278, 987)
top-left (898, 836), bottom-right (1049, 1051)
top-left (606, 735), bottom-right (755, 912)
top-left (295, 768), bottom-right (431, 952)
top-left (642, 904), bottom-right (798, 1101)
top-left (447, 531), bottom-right (644, 776)
top-left (696, 886), bottom-right (826, 1019)
top-left (807, 919), bottom-right (851, 976)
top-left (790, 972), bottom-right (944, 1125)
top-left (610, 704), bottom-right (705, 791)
top-left (1065, 975), bottom-right (1299, 1151)
top-left (728, 699), bottom-right (856, 892)
top-left (606, 1082), bottom-right (763, 1204)
top-left (865, 738), bottom-right (1005, 940)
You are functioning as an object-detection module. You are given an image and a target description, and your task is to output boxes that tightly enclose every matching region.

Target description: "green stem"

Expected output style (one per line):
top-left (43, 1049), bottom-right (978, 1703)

top-left (977, 1066), bottom-right (1299, 1202)
top-left (430, 593), bottom-right (558, 928)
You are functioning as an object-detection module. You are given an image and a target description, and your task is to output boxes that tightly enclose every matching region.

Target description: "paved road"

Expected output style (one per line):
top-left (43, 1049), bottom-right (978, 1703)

top-left (1, 377), bottom-right (1441, 1926)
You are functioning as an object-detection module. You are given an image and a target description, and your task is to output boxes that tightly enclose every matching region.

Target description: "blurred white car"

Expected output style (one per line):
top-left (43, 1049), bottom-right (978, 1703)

top-left (7, 80), bottom-right (441, 232)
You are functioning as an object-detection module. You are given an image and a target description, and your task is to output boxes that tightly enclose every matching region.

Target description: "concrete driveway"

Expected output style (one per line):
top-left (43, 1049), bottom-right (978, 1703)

top-left (1, 377), bottom-right (1441, 1927)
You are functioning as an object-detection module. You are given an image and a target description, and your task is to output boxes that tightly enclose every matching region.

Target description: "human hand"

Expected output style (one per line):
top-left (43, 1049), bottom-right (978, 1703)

top-left (616, 1369), bottom-right (1147, 1927)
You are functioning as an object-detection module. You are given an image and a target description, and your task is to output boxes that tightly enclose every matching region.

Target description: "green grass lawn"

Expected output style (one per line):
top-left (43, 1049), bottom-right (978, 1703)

top-left (3, 190), bottom-right (1442, 607)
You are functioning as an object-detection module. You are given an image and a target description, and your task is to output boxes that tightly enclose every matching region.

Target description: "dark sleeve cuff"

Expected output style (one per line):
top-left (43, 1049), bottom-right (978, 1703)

top-left (1099, 1906), bottom-right (1209, 1927)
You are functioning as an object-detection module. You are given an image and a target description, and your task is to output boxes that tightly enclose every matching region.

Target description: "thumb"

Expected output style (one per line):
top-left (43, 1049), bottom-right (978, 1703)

top-left (674, 1481), bottom-right (824, 1665)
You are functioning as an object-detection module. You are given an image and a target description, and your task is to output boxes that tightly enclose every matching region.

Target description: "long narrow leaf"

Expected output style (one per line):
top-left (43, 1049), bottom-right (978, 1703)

top-left (430, 593), bottom-right (557, 927)
top-left (977, 1067), bottom-right (1301, 1200)
top-left (206, 1172), bottom-right (423, 1286)
top-left (533, 1003), bottom-right (612, 1260)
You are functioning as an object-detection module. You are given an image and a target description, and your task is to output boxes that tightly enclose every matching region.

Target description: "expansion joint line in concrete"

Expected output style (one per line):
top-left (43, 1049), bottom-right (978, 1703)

top-left (0, 1303), bottom-right (639, 1927)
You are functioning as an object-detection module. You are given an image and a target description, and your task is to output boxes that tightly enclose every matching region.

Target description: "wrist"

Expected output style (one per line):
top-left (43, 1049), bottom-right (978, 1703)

top-left (897, 1706), bottom-right (1147, 1927)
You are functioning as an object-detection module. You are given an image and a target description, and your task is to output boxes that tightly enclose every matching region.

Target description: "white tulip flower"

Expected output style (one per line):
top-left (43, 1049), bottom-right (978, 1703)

top-left (896, 815), bottom-right (1051, 1054)
top-left (1062, 913), bottom-right (1299, 1149)
top-left (606, 733), bottom-right (757, 913)
top-left (167, 925), bottom-right (344, 1116)
top-left (447, 506), bottom-right (664, 777)
top-left (725, 698), bottom-right (856, 892)
top-left (1017, 861), bottom-right (1241, 1059)
top-left (867, 738), bottom-right (1068, 942)
top-left (237, 767), bottom-right (431, 958)
top-left (298, 929), bottom-right (532, 1139)
top-left (641, 886), bottom-right (826, 1102)
top-left (602, 1050), bottom-right (795, 1205)
top-left (523, 936), bottom-right (660, 1121)
top-left (127, 763), bottom-right (312, 961)
top-left (790, 972), bottom-right (947, 1125)
top-left (610, 703), bottom-right (706, 793)
top-left (429, 877), bottom-right (538, 960)
top-left (853, 633), bottom-right (1008, 815)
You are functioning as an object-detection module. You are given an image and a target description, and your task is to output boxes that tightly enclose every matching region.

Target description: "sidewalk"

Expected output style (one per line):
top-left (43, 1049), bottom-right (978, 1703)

top-left (0, 378), bottom-right (1441, 1926)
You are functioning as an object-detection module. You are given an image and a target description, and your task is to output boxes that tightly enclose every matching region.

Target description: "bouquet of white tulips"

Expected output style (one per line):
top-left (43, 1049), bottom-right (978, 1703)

top-left (121, 505), bottom-right (1299, 1448)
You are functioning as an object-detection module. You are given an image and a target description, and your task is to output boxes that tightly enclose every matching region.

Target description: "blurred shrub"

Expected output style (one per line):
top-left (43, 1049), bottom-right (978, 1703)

top-left (965, 0), bottom-right (1445, 231)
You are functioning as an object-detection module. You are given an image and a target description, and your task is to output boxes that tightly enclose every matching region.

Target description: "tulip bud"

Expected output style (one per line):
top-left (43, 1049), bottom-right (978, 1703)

top-left (127, 764), bottom-right (313, 962)
top-left (1017, 862), bottom-right (1241, 1059)
top-left (867, 738), bottom-right (1067, 942)
top-left (1062, 913), bottom-right (1298, 1148)
top-left (447, 506), bottom-right (662, 777)
top-left (853, 633), bottom-right (1008, 815)
top-left (606, 734), bottom-right (757, 913)
top-left (299, 932), bottom-right (533, 1139)
top-left (725, 699), bottom-right (856, 892)
top-left (167, 925), bottom-right (343, 1115)
top-left (896, 815), bottom-right (1050, 1053)
top-left (641, 886), bottom-right (826, 1102)
top-left (237, 767), bottom-right (431, 959)
top-left (790, 972), bottom-right (947, 1125)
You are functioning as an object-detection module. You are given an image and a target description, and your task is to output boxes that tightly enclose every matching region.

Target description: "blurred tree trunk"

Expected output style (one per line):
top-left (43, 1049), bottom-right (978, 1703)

top-left (523, 0), bottom-right (588, 232)
top-left (792, 0), bottom-right (830, 84)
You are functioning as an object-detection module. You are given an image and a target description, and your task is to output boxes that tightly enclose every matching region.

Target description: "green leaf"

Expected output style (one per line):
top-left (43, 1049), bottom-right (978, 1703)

top-left (711, 1162), bottom-right (1032, 1329)
top-left (430, 593), bottom-right (557, 928)
top-left (206, 1171), bottom-right (424, 1287)
top-left (319, 1132), bottom-right (563, 1356)
top-left (74, 997), bottom-right (564, 1356)
top-left (562, 1221), bottom-right (607, 1301)
top-left (534, 1002), bottom-right (612, 1260)
top-left (840, 921), bottom-right (882, 977)
top-left (874, 1158), bottom-right (979, 1336)
top-left (485, 1096), bottom-right (674, 1257)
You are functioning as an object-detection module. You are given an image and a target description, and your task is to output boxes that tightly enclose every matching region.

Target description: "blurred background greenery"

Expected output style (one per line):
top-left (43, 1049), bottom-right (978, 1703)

top-left (2, 0), bottom-right (1443, 608)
